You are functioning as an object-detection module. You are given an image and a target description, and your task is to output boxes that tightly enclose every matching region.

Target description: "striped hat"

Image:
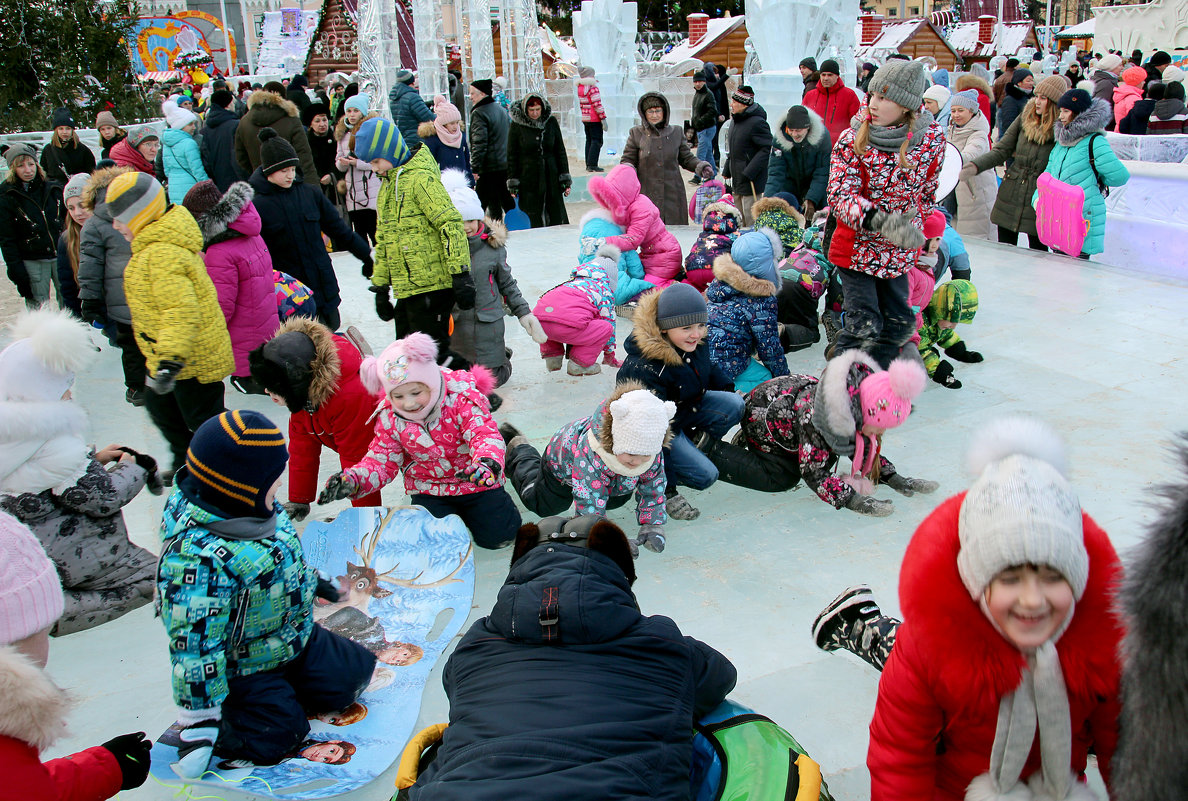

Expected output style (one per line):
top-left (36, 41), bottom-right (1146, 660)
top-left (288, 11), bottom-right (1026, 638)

top-left (185, 410), bottom-right (289, 518)
top-left (354, 117), bottom-right (412, 168)
top-left (105, 171), bottom-right (167, 236)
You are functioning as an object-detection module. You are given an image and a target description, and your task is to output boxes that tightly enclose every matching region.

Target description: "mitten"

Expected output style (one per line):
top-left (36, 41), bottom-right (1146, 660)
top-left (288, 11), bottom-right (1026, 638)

top-left (506, 178), bottom-right (520, 196)
top-left (883, 473), bottom-right (940, 497)
top-left (959, 163), bottom-right (978, 181)
top-left (101, 732), bottom-right (151, 790)
top-left (360, 254), bottom-right (374, 279)
top-left (845, 493), bottom-right (894, 517)
top-left (458, 457), bottom-right (501, 487)
top-left (146, 360), bottom-right (184, 395)
top-left (452, 271), bottom-right (476, 310)
top-left (601, 119), bottom-right (608, 131)
top-left (802, 200), bottom-right (817, 222)
top-left (931, 359), bottom-right (962, 389)
top-left (864, 209), bottom-right (926, 250)
top-left (372, 285), bottom-right (396, 321)
top-left (636, 524), bottom-right (666, 553)
top-left (282, 501), bottom-right (310, 521)
top-left (170, 711), bottom-right (221, 779)
top-left (698, 163), bottom-right (715, 180)
top-left (318, 471), bottom-right (358, 504)
top-left (118, 447), bottom-right (164, 495)
top-left (944, 340), bottom-right (983, 363)
top-left (519, 313), bottom-right (548, 344)
top-left (81, 299), bottom-right (106, 326)
top-left (6, 262), bottom-right (33, 300)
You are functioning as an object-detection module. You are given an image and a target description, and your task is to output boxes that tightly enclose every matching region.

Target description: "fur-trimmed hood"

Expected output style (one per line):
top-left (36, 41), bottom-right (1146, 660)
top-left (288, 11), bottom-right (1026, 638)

top-left (196, 181), bottom-right (255, 245)
top-left (480, 217), bottom-right (508, 249)
top-left (249, 316), bottom-right (342, 412)
top-left (593, 380), bottom-right (673, 455)
top-left (0, 647), bottom-right (69, 752)
top-left (750, 195), bottom-right (806, 228)
top-left (810, 349), bottom-right (878, 452)
top-left (772, 107), bottom-right (827, 151)
top-left (80, 165), bottom-right (132, 212)
top-left (1055, 98), bottom-right (1112, 145)
top-left (636, 91), bottom-right (671, 130)
top-left (417, 120), bottom-right (438, 139)
top-left (625, 288), bottom-right (683, 367)
top-left (710, 253), bottom-right (778, 297)
top-left (955, 74), bottom-right (993, 100)
top-left (510, 93), bottom-right (553, 128)
top-left (700, 200), bottom-right (743, 231)
top-left (0, 401), bottom-right (90, 495)
top-left (587, 164), bottom-right (641, 226)
top-left (246, 89), bottom-right (300, 128)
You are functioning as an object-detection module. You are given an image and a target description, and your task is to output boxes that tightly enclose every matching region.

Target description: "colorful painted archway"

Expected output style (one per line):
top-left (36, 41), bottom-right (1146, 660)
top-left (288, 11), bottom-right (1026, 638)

top-left (129, 10), bottom-right (237, 73)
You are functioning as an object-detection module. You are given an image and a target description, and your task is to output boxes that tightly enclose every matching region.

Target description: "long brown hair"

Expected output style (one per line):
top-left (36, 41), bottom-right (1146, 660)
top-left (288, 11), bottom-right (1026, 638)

top-left (853, 108), bottom-right (918, 169)
top-left (1021, 96), bottom-right (1057, 143)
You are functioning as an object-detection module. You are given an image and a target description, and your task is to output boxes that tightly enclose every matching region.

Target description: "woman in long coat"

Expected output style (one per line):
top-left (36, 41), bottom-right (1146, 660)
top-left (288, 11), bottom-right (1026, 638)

top-left (506, 93), bottom-right (571, 228)
top-left (622, 92), bottom-right (712, 225)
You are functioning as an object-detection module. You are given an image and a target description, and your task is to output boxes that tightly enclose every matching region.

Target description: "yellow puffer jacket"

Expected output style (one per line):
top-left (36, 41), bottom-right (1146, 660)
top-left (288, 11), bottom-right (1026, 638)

top-left (123, 205), bottom-right (234, 382)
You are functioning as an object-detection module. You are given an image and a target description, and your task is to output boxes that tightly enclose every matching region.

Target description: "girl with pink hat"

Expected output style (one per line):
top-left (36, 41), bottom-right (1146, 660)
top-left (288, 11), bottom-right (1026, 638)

top-left (418, 94), bottom-right (473, 186)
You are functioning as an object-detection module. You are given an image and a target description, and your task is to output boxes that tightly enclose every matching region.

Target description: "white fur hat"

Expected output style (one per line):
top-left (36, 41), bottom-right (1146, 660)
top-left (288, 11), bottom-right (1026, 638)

top-left (957, 417), bottom-right (1088, 601)
top-left (609, 390), bottom-right (675, 456)
top-left (0, 308), bottom-right (94, 403)
top-left (440, 168), bottom-right (483, 222)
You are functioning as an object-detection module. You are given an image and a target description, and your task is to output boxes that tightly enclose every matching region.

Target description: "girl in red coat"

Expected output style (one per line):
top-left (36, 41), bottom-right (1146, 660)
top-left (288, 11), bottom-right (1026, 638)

top-left (812, 418), bottom-right (1123, 801)
top-left (248, 317), bottom-right (383, 519)
top-left (0, 510), bottom-right (150, 800)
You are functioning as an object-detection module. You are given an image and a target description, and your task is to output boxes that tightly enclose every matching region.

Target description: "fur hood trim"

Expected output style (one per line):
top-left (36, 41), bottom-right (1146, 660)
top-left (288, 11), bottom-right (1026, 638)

top-left (280, 316), bottom-right (341, 409)
top-left (511, 93), bottom-right (553, 127)
top-left (772, 107), bottom-right (827, 150)
top-left (417, 120), bottom-right (437, 139)
top-left (711, 254), bottom-right (778, 297)
top-left (248, 89), bottom-right (300, 118)
top-left (595, 380), bottom-right (674, 452)
top-left (579, 207), bottom-right (616, 229)
top-left (955, 74), bottom-right (994, 99)
top-left (813, 349), bottom-right (878, 441)
top-left (701, 200), bottom-right (742, 222)
top-left (899, 493), bottom-right (1124, 720)
top-left (1020, 98), bottom-right (1056, 145)
top-left (81, 165), bottom-right (132, 210)
top-left (482, 218), bottom-right (508, 248)
top-left (750, 195), bottom-right (806, 228)
top-left (577, 77), bottom-right (598, 87)
top-left (0, 400), bottom-right (91, 494)
top-left (196, 181), bottom-right (254, 242)
top-left (0, 647), bottom-right (69, 752)
top-left (628, 288), bottom-right (684, 367)
top-left (1054, 98), bottom-right (1112, 145)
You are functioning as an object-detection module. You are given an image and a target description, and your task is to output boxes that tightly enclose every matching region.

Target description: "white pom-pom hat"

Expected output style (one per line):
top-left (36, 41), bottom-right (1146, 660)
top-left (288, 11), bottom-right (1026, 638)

top-left (0, 308), bottom-right (95, 402)
top-left (441, 168), bottom-right (484, 222)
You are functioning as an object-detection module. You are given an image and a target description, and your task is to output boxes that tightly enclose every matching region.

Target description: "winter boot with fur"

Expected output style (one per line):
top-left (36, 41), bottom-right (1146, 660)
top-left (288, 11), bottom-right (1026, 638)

top-left (812, 585), bottom-right (901, 671)
top-left (567, 359), bottom-right (601, 376)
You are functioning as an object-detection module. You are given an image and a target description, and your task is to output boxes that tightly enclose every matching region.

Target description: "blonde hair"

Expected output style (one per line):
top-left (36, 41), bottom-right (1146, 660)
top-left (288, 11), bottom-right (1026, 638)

top-left (853, 108), bottom-right (918, 169)
top-left (3, 155), bottom-right (44, 184)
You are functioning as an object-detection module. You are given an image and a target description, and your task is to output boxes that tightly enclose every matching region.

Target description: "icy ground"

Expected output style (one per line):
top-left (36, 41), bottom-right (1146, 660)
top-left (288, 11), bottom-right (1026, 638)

top-left (18, 226), bottom-right (1186, 800)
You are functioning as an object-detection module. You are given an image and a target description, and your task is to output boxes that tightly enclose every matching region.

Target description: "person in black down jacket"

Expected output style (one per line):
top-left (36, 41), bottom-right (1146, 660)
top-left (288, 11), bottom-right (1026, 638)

top-left (997, 68), bottom-right (1034, 139)
top-left (247, 128), bottom-right (372, 331)
top-left (468, 79), bottom-right (513, 220)
top-left (199, 89), bottom-right (242, 191)
top-left (506, 93), bottom-right (571, 228)
top-left (303, 101), bottom-right (340, 204)
top-left (764, 105), bottom-right (831, 221)
top-left (40, 108), bottom-right (96, 186)
top-left (408, 514), bottom-right (737, 801)
top-left (721, 86), bottom-right (772, 226)
top-left (1, 144), bottom-right (64, 309)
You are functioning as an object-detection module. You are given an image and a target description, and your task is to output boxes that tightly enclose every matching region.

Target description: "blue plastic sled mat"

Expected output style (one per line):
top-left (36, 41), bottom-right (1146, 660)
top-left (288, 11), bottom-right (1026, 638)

top-left (504, 197), bottom-right (531, 231)
top-left (149, 506), bottom-right (476, 799)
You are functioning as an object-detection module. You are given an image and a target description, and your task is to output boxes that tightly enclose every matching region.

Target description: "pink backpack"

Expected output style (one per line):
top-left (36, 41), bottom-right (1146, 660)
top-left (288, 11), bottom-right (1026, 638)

top-left (1035, 172), bottom-right (1088, 257)
top-left (689, 179), bottom-right (726, 224)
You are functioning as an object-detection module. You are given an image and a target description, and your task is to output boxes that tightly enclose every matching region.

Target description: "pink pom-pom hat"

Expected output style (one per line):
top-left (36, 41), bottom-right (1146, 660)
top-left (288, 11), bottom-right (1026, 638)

top-left (858, 357), bottom-right (926, 431)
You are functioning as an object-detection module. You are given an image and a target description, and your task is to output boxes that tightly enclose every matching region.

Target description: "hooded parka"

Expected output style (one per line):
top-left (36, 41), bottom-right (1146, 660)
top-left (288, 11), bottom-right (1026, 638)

top-left (507, 94), bottom-right (571, 228)
top-left (621, 92), bottom-right (709, 225)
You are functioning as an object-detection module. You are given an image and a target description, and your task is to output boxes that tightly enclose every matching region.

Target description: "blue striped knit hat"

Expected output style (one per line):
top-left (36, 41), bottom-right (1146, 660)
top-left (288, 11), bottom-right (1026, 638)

top-left (354, 117), bottom-right (412, 168)
top-left (185, 411), bottom-right (289, 518)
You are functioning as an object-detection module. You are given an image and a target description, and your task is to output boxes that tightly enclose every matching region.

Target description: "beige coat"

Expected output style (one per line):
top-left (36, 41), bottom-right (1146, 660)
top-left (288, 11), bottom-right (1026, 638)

top-left (947, 112), bottom-right (997, 241)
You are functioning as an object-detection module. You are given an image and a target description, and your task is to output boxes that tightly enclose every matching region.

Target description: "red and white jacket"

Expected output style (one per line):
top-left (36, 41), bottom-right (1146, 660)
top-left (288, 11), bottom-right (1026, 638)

top-left (578, 79), bottom-right (606, 124)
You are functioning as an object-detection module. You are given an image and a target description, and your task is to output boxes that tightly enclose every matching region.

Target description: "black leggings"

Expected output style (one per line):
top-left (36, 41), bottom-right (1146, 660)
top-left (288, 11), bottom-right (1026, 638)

top-left (996, 225), bottom-right (1048, 252)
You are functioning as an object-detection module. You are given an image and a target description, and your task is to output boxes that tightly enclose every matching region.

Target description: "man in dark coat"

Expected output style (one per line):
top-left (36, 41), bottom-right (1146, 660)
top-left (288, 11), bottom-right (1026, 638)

top-left (286, 73), bottom-right (312, 114)
top-left (764, 105), bottom-right (830, 221)
top-left (234, 89), bottom-right (320, 186)
top-left (721, 86), bottom-right (772, 226)
top-left (799, 57), bottom-right (820, 96)
top-left (468, 78), bottom-right (513, 220)
top-left (199, 89), bottom-right (242, 191)
top-left (408, 515), bottom-right (737, 801)
top-left (506, 94), bottom-right (571, 228)
top-left (690, 68), bottom-right (719, 180)
top-left (388, 69), bottom-right (435, 147)
top-left (1144, 50), bottom-right (1172, 85)
top-left (303, 101), bottom-right (339, 204)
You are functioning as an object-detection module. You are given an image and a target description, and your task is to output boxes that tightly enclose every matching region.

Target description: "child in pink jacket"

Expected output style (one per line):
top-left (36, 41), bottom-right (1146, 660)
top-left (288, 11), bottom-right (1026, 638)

top-left (1113, 67), bottom-right (1146, 128)
top-left (588, 164), bottom-right (683, 289)
top-left (533, 244), bottom-right (621, 376)
top-left (317, 332), bottom-right (520, 549)
top-left (907, 210), bottom-right (945, 346)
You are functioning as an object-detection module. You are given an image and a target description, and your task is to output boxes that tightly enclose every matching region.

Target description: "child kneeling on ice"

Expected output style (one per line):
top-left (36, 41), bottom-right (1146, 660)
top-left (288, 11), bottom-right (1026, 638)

top-left (920, 279), bottom-right (981, 389)
top-left (533, 245), bottom-right (621, 376)
top-left (810, 418), bottom-right (1123, 801)
top-left (700, 351), bottom-right (936, 516)
top-left (682, 198), bottom-right (742, 292)
top-left (707, 228), bottom-right (790, 394)
top-left (317, 333), bottom-right (521, 548)
top-left (618, 283), bottom-right (741, 520)
top-left (158, 411), bottom-right (377, 777)
top-left (578, 208), bottom-right (653, 306)
top-left (500, 383), bottom-right (675, 555)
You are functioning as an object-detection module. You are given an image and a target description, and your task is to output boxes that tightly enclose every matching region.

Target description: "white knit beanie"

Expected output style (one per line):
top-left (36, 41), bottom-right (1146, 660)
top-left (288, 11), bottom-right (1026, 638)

top-left (923, 84), bottom-right (951, 107)
top-left (609, 390), bottom-right (675, 456)
top-left (0, 511), bottom-right (63, 645)
top-left (957, 418), bottom-right (1088, 601)
top-left (165, 105), bottom-right (199, 130)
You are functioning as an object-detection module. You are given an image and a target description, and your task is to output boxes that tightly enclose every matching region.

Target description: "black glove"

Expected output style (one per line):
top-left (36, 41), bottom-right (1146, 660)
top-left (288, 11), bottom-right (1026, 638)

top-left (315, 576), bottom-right (341, 602)
top-left (372, 285), bottom-right (395, 322)
top-left (506, 178), bottom-right (519, 197)
top-left (452, 271), bottom-right (476, 311)
top-left (320, 306), bottom-right (342, 332)
top-left (282, 501), bottom-right (310, 521)
top-left (101, 732), bottom-right (152, 790)
top-left (146, 360), bottom-right (184, 395)
top-left (932, 359), bottom-right (962, 389)
top-left (862, 208), bottom-right (926, 250)
top-left (6, 263), bottom-right (33, 300)
top-left (318, 471), bottom-right (358, 504)
top-left (360, 254), bottom-right (374, 279)
top-left (945, 340), bottom-right (983, 363)
top-left (81, 299), bottom-right (106, 326)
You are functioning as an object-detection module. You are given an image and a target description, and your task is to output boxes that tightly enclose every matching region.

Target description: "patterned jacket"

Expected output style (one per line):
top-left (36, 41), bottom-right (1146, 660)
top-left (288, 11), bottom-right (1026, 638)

top-left (343, 367), bottom-right (505, 498)
top-left (826, 117), bottom-right (946, 278)
top-left (156, 488), bottom-right (315, 710)
top-left (919, 279), bottom-right (978, 375)
top-left (706, 254), bottom-right (789, 382)
top-left (577, 79), bottom-right (606, 123)
top-left (683, 201), bottom-right (741, 278)
top-left (542, 382), bottom-right (668, 526)
top-left (749, 196), bottom-right (805, 255)
top-left (540, 250), bottom-right (619, 362)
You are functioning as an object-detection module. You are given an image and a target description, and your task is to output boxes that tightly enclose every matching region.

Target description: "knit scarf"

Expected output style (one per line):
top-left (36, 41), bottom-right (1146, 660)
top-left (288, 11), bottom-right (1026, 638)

top-left (434, 118), bottom-right (463, 148)
top-left (866, 109), bottom-right (936, 154)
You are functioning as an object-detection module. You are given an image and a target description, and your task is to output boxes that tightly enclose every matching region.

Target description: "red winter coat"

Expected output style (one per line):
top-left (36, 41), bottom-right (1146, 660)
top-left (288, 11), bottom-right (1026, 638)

top-left (0, 646), bottom-right (124, 801)
top-left (281, 317), bottom-right (383, 506)
top-left (867, 494), bottom-right (1124, 801)
top-left (588, 164), bottom-right (683, 286)
top-left (803, 79), bottom-right (862, 144)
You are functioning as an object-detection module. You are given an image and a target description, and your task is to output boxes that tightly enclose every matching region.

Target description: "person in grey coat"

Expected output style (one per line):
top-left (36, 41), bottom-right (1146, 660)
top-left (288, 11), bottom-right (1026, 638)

top-left (77, 166), bottom-right (146, 407)
top-left (1092, 53), bottom-right (1124, 130)
top-left (469, 78), bottom-right (514, 220)
top-left (388, 69), bottom-right (435, 147)
top-left (621, 92), bottom-right (712, 226)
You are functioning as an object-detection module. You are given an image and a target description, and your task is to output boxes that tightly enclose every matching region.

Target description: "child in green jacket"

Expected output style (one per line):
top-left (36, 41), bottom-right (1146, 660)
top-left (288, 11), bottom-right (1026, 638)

top-left (919, 279), bottom-right (982, 389)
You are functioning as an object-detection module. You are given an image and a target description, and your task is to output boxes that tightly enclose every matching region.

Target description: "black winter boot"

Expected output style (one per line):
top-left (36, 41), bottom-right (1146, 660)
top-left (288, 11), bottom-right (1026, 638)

top-left (944, 340), bottom-right (983, 363)
top-left (811, 585), bottom-right (901, 671)
top-left (931, 359), bottom-right (962, 389)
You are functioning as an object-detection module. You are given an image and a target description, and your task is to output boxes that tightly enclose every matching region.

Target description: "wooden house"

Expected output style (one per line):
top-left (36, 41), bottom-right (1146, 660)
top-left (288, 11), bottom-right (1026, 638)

top-left (854, 14), bottom-right (962, 70)
top-left (660, 14), bottom-right (750, 73)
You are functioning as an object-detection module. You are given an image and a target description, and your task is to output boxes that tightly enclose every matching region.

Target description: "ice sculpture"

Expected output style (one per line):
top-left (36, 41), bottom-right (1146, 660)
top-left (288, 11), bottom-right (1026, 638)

top-left (1094, 0), bottom-right (1188, 59)
top-left (573, 0), bottom-right (645, 162)
top-left (744, 0), bottom-right (860, 107)
top-left (354, 0), bottom-right (403, 114)
top-left (410, 0), bottom-right (448, 98)
top-left (454, 0), bottom-right (496, 94)
top-left (499, 0), bottom-right (545, 101)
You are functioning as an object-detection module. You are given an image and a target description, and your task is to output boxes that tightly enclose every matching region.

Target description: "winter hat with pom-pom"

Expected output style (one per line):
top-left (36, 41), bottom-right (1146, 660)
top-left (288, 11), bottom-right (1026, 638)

top-left (609, 389), bottom-right (676, 457)
top-left (957, 417), bottom-right (1087, 601)
top-left (258, 127), bottom-right (299, 175)
top-left (184, 411), bottom-right (289, 519)
top-left (432, 95), bottom-right (464, 147)
top-left (0, 511), bottom-right (64, 646)
top-left (361, 332), bottom-right (443, 420)
top-left (441, 168), bottom-right (483, 221)
top-left (0, 307), bottom-right (95, 403)
top-left (730, 228), bottom-right (782, 286)
top-left (858, 357), bottom-right (925, 432)
top-left (165, 102), bottom-right (199, 130)
top-left (105, 171), bottom-right (167, 235)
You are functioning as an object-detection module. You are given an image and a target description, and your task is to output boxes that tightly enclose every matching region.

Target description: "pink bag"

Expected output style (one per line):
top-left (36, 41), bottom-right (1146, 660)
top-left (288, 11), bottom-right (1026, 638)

top-left (689, 179), bottom-right (726, 224)
top-left (1035, 172), bottom-right (1089, 257)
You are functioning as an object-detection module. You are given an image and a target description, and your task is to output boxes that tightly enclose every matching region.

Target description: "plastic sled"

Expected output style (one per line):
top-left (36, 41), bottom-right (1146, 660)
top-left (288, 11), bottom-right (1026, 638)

top-left (148, 506), bottom-right (475, 800)
top-left (504, 198), bottom-right (531, 231)
top-left (689, 178), bottom-right (727, 224)
top-left (1034, 172), bottom-right (1089, 257)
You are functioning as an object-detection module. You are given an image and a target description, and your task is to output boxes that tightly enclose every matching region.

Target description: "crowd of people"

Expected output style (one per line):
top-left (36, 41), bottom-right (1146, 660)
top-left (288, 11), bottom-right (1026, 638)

top-left (0, 49), bottom-right (1182, 801)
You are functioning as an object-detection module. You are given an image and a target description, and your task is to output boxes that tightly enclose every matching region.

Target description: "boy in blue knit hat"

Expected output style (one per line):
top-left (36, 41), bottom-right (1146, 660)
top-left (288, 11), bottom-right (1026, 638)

top-left (157, 410), bottom-right (376, 778)
top-left (354, 116), bottom-right (474, 360)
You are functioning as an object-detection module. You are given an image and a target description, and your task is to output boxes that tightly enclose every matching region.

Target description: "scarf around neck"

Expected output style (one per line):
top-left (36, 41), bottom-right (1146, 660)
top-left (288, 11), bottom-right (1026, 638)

top-left (434, 118), bottom-right (463, 149)
top-left (865, 109), bottom-right (935, 154)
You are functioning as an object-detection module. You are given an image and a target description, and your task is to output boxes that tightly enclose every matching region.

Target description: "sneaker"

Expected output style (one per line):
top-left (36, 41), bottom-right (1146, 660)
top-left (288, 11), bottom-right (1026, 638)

top-left (125, 388), bottom-right (146, 407)
top-left (811, 585), bottom-right (879, 652)
top-left (688, 177), bottom-right (702, 186)
top-left (544, 356), bottom-right (563, 372)
top-left (567, 360), bottom-right (601, 376)
top-left (665, 492), bottom-right (700, 520)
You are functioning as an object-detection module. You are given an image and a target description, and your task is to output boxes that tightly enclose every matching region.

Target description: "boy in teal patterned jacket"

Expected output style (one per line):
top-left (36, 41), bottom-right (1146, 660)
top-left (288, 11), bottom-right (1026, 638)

top-left (156, 411), bottom-right (376, 779)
